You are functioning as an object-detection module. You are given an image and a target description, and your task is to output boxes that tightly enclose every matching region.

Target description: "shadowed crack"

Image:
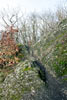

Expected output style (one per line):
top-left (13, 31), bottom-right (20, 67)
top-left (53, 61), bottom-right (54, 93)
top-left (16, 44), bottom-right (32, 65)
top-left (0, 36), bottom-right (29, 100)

top-left (32, 60), bottom-right (67, 100)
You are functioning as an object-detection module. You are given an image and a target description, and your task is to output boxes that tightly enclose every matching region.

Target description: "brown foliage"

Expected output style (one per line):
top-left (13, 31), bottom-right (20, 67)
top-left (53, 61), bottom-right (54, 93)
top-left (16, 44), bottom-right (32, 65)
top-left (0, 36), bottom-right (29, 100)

top-left (0, 26), bottom-right (19, 68)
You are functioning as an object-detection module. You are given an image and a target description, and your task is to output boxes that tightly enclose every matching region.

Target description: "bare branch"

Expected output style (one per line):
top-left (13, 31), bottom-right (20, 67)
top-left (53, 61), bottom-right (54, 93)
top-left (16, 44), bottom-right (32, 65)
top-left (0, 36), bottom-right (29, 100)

top-left (2, 16), bottom-right (9, 26)
top-left (9, 15), bottom-right (15, 24)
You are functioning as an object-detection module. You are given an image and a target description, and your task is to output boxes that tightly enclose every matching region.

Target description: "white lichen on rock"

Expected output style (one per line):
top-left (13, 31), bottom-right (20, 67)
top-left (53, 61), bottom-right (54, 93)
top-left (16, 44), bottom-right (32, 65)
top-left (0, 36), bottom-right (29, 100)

top-left (0, 60), bottom-right (45, 100)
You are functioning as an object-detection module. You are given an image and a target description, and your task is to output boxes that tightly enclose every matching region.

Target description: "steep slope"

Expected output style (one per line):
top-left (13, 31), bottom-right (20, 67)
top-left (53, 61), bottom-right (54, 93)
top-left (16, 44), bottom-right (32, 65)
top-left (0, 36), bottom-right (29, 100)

top-left (34, 18), bottom-right (67, 78)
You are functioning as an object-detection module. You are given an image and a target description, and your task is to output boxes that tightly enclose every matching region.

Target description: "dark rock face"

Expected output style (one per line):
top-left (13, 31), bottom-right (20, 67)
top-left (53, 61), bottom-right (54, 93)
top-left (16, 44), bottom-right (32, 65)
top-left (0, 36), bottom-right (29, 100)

top-left (32, 60), bottom-right (67, 100)
top-left (32, 60), bottom-right (47, 83)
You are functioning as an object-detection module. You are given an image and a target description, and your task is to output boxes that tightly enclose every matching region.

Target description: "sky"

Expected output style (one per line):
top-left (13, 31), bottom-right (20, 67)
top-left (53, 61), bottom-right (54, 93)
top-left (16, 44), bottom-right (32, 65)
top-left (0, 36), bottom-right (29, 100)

top-left (0, 0), bottom-right (67, 35)
top-left (0, 0), bottom-right (67, 14)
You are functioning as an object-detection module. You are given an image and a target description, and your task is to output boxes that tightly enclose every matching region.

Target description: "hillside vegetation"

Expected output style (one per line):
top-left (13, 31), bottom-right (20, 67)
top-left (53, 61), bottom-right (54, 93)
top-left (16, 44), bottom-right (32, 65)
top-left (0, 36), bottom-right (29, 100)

top-left (34, 18), bottom-right (67, 78)
top-left (0, 8), bottom-right (67, 100)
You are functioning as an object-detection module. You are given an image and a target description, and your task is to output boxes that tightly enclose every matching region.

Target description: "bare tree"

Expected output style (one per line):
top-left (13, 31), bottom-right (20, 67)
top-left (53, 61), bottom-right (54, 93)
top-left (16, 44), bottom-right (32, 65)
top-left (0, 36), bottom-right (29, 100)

top-left (56, 6), bottom-right (67, 22)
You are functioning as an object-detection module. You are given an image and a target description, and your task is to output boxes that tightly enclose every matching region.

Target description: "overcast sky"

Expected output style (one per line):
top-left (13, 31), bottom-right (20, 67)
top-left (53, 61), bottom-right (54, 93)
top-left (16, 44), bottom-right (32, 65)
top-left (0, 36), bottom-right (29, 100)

top-left (0, 0), bottom-right (67, 14)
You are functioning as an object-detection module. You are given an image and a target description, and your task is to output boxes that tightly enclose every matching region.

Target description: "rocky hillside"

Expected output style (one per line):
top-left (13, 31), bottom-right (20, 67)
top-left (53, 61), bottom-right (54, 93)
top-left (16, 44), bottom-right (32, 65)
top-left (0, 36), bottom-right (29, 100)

top-left (0, 19), bottom-right (67, 100)
top-left (0, 44), bottom-right (48, 100)
top-left (33, 18), bottom-right (67, 79)
top-left (0, 60), bottom-right (47, 100)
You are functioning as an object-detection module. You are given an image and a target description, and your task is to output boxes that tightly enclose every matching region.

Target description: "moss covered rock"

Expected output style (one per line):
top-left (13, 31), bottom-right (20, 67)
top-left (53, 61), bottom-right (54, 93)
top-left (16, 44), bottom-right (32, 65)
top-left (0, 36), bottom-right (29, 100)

top-left (0, 60), bottom-right (46, 100)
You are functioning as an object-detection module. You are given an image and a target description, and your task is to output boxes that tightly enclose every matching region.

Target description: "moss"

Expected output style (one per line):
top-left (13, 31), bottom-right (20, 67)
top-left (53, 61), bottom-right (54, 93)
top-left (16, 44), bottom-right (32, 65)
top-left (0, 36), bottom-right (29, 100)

top-left (0, 88), bottom-right (2, 93)
top-left (0, 71), bottom-right (5, 83)
top-left (35, 20), bottom-right (67, 78)
top-left (18, 53), bottom-right (24, 59)
top-left (21, 87), bottom-right (31, 93)
top-left (62, 78), bottom-right (67, 82)
top-left (0, 88), bottom-right (4, 100)
top-left (59, 19), bottom-right (67, 26)
top-left (53, 36), bottom-right (67, 76)
top-left (23, 67), bottom-right (33, 71)
top-left (53, 60), bottom-right (67, 76)
top-left (10, 94), bottom-right (21, 100)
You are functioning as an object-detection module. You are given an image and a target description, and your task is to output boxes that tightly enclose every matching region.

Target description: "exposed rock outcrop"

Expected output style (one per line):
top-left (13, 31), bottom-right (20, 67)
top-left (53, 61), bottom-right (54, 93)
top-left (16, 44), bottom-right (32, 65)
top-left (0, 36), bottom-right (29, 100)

top-left (0, 60), bottom-right (47, 100)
